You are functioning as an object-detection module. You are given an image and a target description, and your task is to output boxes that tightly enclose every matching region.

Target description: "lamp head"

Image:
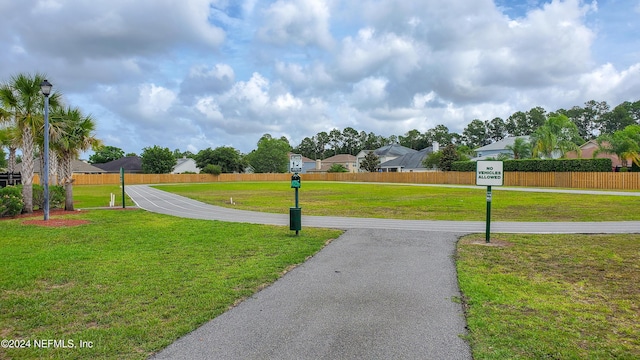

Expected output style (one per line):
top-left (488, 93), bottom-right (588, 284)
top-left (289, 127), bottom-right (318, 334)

top-left (40, 79), bottom-right (53, 97)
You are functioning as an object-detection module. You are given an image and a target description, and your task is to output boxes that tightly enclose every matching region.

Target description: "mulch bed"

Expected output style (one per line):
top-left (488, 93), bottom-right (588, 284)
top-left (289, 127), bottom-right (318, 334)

top-left (1, 209), bottom-right (90, 227)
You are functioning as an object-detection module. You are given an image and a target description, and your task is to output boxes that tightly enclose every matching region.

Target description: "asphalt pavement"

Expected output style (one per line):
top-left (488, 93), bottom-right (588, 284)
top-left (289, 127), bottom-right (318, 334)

top-left (123, 184), bottom-right (639, 359)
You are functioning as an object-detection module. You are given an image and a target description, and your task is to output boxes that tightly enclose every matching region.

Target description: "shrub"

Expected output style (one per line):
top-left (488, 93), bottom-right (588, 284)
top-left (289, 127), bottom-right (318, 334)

top-left (32, 184), bottom-right (65, 209)
top-left (0, 186), bottom-right (24, 217)
top-left (452, 158), bottom-right (613, 172)
top-left (202, 164), bottom-right (222, 175)
top-left (327, 164), bottom-right (348, 173)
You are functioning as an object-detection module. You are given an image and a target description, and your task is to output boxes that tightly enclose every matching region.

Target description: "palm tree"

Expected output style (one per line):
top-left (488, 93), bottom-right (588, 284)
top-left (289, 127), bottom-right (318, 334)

top-left (0, 73), bottom-right (61, 212)
top-left (52, 106), bottom-right (101, 210)
top-left (531, 115), bottom-right (583, 159)
top-left (594, 124), bottom-right (640, 168)
top-left (504, 137), bottom-right (532, 159)
top-left (0, 125), bottom-right (20, 178)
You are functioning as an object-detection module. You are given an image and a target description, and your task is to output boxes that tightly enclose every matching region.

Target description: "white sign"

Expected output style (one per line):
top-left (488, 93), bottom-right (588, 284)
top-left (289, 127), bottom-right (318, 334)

top-left (476, 161), bottom-right (504, 186)
top-left (289, 154), bottom-right (303, 173)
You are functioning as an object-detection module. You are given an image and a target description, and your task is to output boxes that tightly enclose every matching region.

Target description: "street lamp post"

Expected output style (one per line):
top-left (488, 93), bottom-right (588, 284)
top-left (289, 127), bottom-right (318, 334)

top-left (40, 80), bottom-right (52, 221)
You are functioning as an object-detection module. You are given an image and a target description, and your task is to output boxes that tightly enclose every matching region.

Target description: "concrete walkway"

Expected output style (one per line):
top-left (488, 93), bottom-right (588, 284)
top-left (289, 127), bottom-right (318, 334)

top-left (123, 185), bottom-right (639, 360)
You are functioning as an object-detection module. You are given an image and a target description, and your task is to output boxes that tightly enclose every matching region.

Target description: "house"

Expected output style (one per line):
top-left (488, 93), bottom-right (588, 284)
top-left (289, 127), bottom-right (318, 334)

top-left (16, 158), bottom-right (105, 174)
top-left (172, 157), bottom-right (199, 174)
top-left (565, 140), bottom-right (628, 169)
top-left (379, 146), bottom-right (436, 172)
top-left (307, 154), bottom-right (358, 173)
top-left (93, 156), bottom-right (142, 173)
top-left (356, 144), bottom-right (417, 172)
top-left (471, 136), bottom-right (531, 161)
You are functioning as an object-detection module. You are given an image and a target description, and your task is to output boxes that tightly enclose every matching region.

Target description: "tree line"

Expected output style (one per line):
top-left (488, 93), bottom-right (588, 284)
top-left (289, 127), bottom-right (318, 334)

top-left (87, 98), bottom-right (640, 174)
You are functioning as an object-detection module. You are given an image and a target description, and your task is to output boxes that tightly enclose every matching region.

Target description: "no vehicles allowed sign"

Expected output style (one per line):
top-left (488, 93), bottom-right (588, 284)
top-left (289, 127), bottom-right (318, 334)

top-left (476, 161), bottom-right (504, 186)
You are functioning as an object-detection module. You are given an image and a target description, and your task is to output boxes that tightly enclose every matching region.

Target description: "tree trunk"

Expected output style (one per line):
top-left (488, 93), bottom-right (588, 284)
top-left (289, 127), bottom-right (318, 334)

top-left (62, 154), bottom-right (74, 211)
top-left (21, 126), bottom-right (34, 213)
top-left (8, 146), bottom-right (16, 185)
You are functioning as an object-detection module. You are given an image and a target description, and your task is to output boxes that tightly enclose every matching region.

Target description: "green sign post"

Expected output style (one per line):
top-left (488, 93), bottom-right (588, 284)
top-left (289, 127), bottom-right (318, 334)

top-left (476, 161), bottom-right (503, 243)
top-left (289, 155), bottom-right (303, 235)
top-left (120, 167), bottom-right (125, 209)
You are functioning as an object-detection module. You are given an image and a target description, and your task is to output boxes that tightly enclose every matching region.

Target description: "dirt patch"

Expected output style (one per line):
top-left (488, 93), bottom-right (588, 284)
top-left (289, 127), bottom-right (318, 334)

top-left (468, 239), bottom-right (514, 247)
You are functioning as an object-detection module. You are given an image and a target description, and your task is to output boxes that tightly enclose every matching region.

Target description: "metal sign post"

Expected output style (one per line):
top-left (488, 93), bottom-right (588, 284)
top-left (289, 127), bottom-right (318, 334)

top-left (476, 161), bottom-right (503, 243)
top-left (289, 155), bottom-right (303, 235)
top-left (120, 167), bottom-right (125, 209)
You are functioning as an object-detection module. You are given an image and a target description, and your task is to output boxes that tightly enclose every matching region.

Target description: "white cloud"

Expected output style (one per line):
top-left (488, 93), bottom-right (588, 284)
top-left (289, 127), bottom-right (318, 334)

top-left (258, 0), bottom-right (333, 48)
top-left (137, 84), bottom-right (177, 118)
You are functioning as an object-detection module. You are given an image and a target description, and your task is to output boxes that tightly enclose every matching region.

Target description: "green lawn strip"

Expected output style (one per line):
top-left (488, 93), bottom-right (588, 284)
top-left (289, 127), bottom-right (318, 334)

top-left (154, 182), bottom-right (640, 222)
top-left (457, 233), bottom-right (640, 359)
top-left (0, 210), bottom-right (342, 359)
top-left (72, 185), bottom-right (136, 208)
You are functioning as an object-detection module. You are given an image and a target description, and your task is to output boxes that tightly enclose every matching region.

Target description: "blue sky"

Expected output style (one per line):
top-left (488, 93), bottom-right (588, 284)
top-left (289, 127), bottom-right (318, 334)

top-left (1, 0), bottom-right (639, 156)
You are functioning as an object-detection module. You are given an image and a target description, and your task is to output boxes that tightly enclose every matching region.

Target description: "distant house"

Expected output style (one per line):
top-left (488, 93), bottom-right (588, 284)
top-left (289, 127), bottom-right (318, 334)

top-left (565, 140), bottom-right (628, 169)
top-left (472, 136), bottom-right (531, 161)
top-left (93, 156), bottom-right (142, 173)
top-left (172, 157), bottom-right (199, 174)
top-left (16, 158), bottom-right (104, 174)
top-left (307, 154), bottom-right (358, 173)
top-left (356, 144), bottom-right (417, 172)
top-left (379, 146), bottom-right (437, 172)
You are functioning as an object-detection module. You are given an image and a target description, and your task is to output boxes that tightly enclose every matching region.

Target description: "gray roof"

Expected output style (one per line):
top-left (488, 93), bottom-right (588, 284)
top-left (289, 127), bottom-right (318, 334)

top-left (93, 156), bottom-right (142, 173)
top-left (374, 144), bottom-right (417, 157)
top-left (474, 136), bottom-right (530, 152)
top-left (16, 159), bottom-right (104, 173)
top-left (380, 147), bottom-right (433, 169)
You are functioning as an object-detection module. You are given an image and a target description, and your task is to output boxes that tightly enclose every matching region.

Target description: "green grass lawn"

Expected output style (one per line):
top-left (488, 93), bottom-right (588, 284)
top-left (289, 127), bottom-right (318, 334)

top-left (457, 233), bottom-right (640, 359)
top-left (0, 209), bottom-right (342, 359)
top-left (72, 185), bottom-right (136, 208)
top-left (154, 181), bottom-right (640, 221)
top-left (3, 183), bottom-right (639, 359)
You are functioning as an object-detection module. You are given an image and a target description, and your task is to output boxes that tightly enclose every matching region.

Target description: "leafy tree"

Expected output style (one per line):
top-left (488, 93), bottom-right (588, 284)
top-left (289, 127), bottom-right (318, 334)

top-left (195, 146), bottom-right (245, 173)
top-left (246, 134), bottom-right (291, 173)
top-left (125, 152), bottom-right (137, 157)
top-left (51, 106), bottom-right (101, 210)
top-left (329, 128), bottom-right (343, 156)
top-left (327, 163), bottom-right (348, 173)
top-left (531, 115), bottom-right (583, 158)
top-left (506, 111), bottom-right (528, 136)
top-left (293, 136), bottom-right (318, 159)
top-left (89, 145), bottom-right (124, 164)
top-left (141, 145), bottom-right (177, 174)
top-left (342, 127), bottom-right (361, 155)
top-left (426, 124), bottom-right (457, 145)
top-left (599, 102), bottom-right (636, 134)
top-left (360, 151), bottom-right (380, 172)
top-left (439, 144), bottom-right (460, 171)
top-left (399, 129), bottom-right (422, 150)
top-left (422, 151), bottom-right (442, 169)
top-left (463, 119), bottom-right (488, 149)
top-left (486, 117), bottom-right (507, 142)
top-left (595, 125), bottom-right (640, 167)
top-left (504, 137), bottom-right (532, 159)
top-left (0, 73), bottom-right (62, 213)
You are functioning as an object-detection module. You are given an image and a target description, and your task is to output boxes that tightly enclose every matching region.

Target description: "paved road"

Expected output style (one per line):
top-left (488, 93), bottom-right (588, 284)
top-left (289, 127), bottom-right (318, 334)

top-left (124, 184), bottom-right (639, 360)
top-left (126, 185), bottom-right (640, 234)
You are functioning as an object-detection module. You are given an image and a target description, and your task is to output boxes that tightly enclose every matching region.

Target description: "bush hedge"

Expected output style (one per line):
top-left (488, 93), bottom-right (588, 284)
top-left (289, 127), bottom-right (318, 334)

top-left (0, 186), bottom-right (24, 217)
top-left (452, 158), bottom-right (613, 172)
top-left (32, 184), bottom-right (66, 210)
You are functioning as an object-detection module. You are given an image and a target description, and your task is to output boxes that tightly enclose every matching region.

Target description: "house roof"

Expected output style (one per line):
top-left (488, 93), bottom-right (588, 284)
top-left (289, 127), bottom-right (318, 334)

top-left (16, 159), bottom-right (104, 174)
top-left (474, 136), bottom-right (530, 152)
top-left (93, 156), bottom-right (142, 173)
top-left (175, 157), bottom-right (194, 167)
top-left (322, 154), bottom-right (357, 163)
top-left (380, 147), bottom-right (433, 169)
top-left (374, 144), bottom-right (417, 157)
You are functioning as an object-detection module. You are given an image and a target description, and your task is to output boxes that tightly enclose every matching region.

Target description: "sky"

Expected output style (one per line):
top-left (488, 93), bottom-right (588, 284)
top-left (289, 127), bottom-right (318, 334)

top-left (1, 0), bottom-right (639, 156)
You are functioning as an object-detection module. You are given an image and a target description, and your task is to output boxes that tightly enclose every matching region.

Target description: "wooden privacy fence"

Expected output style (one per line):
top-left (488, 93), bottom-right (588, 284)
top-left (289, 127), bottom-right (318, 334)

top-left (47, 171), bottom-right (640, 190)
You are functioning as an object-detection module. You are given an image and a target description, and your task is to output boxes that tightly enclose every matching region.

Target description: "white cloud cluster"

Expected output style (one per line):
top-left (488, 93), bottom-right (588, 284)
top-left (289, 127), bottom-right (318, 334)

top-left (0, 0), bottom-right (639, 155)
